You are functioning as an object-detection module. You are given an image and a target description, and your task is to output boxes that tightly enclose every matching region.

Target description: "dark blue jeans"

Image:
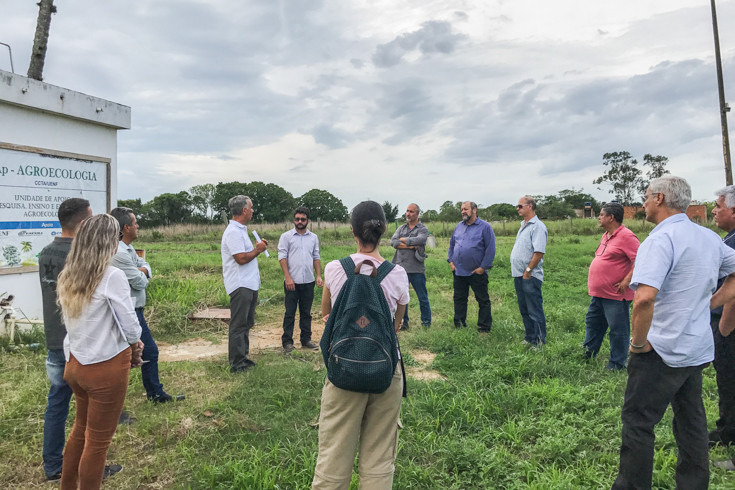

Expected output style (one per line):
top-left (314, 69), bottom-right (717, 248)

top-left (137, 309), bottom-right (165, 399)
top-left (513, 276), bottom-right (546, 344)
top-left (43, 349), bottom-right (73, 477)
top-left (404, 273), bottom-right (431, 325)
top-left (583, 297), bottom-right (630, 369)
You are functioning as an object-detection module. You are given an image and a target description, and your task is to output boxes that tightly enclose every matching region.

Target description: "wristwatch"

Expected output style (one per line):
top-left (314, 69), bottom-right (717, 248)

top-left (525, 267), bottom-right (532, 273)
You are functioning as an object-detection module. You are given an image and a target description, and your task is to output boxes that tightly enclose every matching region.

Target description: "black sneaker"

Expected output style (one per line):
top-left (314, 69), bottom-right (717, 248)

top-left (230, 361), bottom-right (255, 373)
top-left (46, 472), bottom-right (62, 482)
top-left (149, 393), bottom-right (186, 403)
top-left (118, 410), bottom-right (136, 425)
top-left (283, 343), bottom-right (295, 353)
top-left (400, 321), bottom-right (409, 331)
top-left (301, 340), bottom-right (319, 351)
top-left (103, 464), bottom-right (122, 480)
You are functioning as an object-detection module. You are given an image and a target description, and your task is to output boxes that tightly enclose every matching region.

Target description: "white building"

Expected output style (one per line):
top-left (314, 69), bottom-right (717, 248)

top-left (0, 69), bottom-right (130, 321)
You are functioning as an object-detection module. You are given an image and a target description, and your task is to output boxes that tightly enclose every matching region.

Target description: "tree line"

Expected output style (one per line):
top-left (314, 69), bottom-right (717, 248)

top-left (118, 152), bottom-right (671, 226)
top-left (118, 183), bottom-right (348, 227)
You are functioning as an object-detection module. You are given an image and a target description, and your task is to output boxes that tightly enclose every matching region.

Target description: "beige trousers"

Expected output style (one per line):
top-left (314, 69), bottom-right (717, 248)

top-left (312, 364), bottom-right (403, 490)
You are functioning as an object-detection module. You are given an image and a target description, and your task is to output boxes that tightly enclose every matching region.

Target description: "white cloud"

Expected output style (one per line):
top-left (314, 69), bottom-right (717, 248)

top-left (2, 0), bottom-right (735, 211)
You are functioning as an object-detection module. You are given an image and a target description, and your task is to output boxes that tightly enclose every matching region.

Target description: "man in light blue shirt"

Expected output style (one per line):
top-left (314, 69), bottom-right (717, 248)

top-left (510, 196), bottom-right (548, 346)
top-left (613, 176), bottom-right (735, 489)
top-left (277, 206), bottom-right (322, 353)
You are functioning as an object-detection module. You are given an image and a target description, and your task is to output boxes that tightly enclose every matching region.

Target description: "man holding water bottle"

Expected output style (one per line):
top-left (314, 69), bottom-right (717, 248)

top-left (221, 195), bottom-right (268, 373)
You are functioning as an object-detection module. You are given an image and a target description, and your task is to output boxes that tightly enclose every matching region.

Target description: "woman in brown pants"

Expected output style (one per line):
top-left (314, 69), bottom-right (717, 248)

top-left (57, 214), bottom-right (143, 489)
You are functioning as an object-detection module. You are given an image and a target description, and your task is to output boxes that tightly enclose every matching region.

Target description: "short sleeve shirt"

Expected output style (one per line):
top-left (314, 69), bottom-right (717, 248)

top-left (631, 214), bottom-right (735, 367)
top-left (221, 220), bottom-right (260, 294)
top-left (588, 225), bottom-right (640, 301)
top-left (510, 216), bottom-right (548, 280)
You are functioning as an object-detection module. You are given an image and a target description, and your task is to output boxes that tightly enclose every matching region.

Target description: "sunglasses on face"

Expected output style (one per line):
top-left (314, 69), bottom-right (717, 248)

top-left (294, 217), bottom-right (308, 222)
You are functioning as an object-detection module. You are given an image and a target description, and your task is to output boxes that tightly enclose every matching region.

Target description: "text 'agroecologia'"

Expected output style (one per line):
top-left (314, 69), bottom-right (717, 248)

top-left (0, 165), bottom-right (98, 181)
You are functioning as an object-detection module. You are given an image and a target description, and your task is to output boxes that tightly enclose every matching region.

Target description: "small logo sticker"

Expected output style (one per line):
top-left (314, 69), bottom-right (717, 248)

top-left (356, 316), bottom-right (370, 328)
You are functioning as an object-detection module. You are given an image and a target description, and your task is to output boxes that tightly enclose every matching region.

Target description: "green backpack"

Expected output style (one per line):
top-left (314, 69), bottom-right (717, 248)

top-left (320, 257), bottom-right (398, 393)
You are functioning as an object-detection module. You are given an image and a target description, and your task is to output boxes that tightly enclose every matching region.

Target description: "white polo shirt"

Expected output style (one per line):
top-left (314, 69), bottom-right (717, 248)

top-left (221, 220), bottom-right (260, 295)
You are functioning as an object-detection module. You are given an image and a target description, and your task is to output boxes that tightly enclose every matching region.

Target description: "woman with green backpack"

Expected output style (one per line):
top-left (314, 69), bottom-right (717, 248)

top-left (312, 200), bottom-right (410, 489)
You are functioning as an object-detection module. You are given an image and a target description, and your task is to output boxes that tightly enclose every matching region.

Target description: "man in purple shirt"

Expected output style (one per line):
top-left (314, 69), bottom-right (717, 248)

top-left (448, 201), bottom-right (496, 332)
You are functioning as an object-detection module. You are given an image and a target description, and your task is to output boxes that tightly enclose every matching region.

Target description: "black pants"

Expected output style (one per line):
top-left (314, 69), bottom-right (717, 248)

top-left (711, 314), bottom-right (735, 444)
top-left (452, 272), bottom-right (492, 331)
top-left (613, 349), bottom-right (709, 490)
top-left (282, 281), bottom-right (315, 346)
top-left (229, 287), bottom-right (258, 370)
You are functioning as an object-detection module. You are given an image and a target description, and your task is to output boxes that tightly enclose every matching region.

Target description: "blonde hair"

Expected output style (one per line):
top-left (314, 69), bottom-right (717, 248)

top-left (57, 214), bottom-right (120, 320)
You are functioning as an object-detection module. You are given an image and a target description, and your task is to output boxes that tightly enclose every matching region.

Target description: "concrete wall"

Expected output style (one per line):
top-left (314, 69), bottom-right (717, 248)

top-left (0, 70), bottom-right (130, 320)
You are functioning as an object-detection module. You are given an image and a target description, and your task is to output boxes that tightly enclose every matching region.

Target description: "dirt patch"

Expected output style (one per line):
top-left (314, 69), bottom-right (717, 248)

top-left (159, 323), bottom-right (445, 381)
top-left (406, 349), bottom-right (446, 381)
top-left (158, 320), bottom-right (326, 362)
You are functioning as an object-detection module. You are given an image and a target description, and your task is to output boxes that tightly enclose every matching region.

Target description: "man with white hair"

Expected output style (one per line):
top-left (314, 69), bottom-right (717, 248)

top-left (222, 195), bottom-right (268, 373)
top-left (613, 176), bottom-right (735, 489)
top-left (710, 185), bottom-right (735, 468)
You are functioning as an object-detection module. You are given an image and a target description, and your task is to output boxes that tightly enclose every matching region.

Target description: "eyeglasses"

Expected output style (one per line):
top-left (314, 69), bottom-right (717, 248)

top-left (516, 204), bottom-right (527, 209)
top-left (294, 217), bottom-right (308, 222)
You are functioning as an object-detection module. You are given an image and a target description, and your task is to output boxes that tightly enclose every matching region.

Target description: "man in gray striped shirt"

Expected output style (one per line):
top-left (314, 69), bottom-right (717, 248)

top-left (277, 206), bottom-right (322, 353)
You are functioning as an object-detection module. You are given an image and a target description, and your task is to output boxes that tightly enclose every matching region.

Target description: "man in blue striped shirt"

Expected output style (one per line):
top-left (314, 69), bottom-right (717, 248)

top-left (447, 201), bottom-right (496, 332)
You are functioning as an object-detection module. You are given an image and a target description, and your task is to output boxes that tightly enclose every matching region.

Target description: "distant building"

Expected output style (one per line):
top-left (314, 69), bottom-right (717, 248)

top-left (623, 205), bottom-right (707, 222)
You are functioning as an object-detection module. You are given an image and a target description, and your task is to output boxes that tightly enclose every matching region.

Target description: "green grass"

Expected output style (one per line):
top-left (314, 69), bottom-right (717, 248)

top-left (1, 223), bottom-right (734, 488)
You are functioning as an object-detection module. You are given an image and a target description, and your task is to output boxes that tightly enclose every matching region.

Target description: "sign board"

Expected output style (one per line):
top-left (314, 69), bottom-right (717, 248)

top-left (0, 144), bottom-right (109, 269)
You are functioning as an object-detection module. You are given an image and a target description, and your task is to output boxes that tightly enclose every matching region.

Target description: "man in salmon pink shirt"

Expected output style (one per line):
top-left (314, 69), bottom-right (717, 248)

top-left (583, 202), bottom-right (640, 371)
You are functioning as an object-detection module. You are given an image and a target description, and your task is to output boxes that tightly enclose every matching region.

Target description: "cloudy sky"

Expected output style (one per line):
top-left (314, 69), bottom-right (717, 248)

top-left (3, 0), bottom-right (735, 211)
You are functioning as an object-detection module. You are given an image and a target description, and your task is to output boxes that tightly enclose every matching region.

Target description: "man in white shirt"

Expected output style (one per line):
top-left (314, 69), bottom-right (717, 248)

top-left (277, 206), bottom-right (322, 353)
top-left (221, 195), bottom-right (268, 373)
top-left (110, 207), bottom-right (184, 403)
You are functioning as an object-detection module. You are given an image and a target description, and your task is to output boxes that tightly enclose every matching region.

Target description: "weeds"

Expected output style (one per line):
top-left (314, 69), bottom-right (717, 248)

top-left (2, 226), bottom-right (734, 488)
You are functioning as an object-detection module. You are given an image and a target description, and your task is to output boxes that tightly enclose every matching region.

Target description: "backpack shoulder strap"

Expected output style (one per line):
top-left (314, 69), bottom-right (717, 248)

top-left (375, 260), bottom-right (395, 283)
top-left (339, 256), bottom-right (356, 276)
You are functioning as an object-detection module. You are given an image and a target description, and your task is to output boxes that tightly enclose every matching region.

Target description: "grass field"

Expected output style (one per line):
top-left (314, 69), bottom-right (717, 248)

top-left (2, 220), bottom-right (734, 489)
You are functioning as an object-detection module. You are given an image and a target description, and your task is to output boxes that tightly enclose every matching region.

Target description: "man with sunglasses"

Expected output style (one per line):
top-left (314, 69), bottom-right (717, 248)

top-left (277, 206), bottom-right (322, 352)
top-left (510, 196), bottom-right (548, 347)
top-left (582, 202), bottom-right (639, 370)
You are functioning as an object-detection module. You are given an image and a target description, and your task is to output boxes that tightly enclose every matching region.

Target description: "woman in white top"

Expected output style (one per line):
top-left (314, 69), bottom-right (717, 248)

top-left (312, 201), bottom-right (409, 489)
top-left (57, 214), bottom-right (143, 490)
